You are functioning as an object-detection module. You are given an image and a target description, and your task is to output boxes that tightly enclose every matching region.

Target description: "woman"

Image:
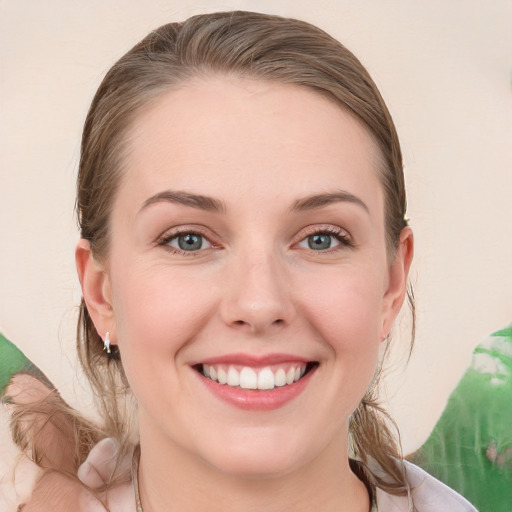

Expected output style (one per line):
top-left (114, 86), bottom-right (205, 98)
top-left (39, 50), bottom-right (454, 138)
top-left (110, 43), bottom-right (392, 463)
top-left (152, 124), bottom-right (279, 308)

top-left (8, 11), bottom-right (476, 511)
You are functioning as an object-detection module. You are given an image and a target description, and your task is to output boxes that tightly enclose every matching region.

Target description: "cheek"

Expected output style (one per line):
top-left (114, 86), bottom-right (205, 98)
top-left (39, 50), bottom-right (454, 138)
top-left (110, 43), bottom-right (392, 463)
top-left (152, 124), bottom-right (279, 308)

top-left (114, 264), bottom-right (208, 331)
top-left (109, 268), bottom-right (220, 426)
top-left (109, 267), bottom-right (216, 378)
top-left (298, 267), bottom-right (384, 347)
top-left (290, 268), bottom-right (385, 426)
top-left (296, 266), bottom-right (384, 399)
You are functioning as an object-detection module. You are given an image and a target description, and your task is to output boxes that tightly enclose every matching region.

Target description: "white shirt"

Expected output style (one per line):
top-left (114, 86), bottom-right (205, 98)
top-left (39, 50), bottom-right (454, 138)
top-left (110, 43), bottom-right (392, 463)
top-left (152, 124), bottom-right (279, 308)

top-left (376, 461), bottom-right (478, 511)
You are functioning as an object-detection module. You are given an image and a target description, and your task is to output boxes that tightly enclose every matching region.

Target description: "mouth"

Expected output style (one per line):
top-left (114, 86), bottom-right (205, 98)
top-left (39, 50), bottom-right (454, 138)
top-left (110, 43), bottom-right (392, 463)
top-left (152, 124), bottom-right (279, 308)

top-left (194, 361), bottom-right (319, 391)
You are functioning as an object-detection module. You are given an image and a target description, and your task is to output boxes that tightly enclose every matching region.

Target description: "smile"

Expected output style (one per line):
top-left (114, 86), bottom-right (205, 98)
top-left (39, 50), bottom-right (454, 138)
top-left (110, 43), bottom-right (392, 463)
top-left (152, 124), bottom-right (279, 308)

top-left (192, 356), bottom-right (319, 411)
top-left (199, 363), bottom-right (309, 390)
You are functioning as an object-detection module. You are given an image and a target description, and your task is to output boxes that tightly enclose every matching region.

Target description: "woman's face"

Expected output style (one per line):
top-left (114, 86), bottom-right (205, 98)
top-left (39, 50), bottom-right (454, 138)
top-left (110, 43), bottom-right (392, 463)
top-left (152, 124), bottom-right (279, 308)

top-left (79, 77), bottom-right (412, 478)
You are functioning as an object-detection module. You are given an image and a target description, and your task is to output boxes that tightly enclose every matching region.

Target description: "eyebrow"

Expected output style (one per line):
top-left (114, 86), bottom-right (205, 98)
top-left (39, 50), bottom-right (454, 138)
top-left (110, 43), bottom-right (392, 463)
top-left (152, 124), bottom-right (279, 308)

top-left (139, 189), bottom-right (369, 216)
top-left (291, 191), bottom-right (370, 214)
top-left (140, 190), bottom-right (226, 214)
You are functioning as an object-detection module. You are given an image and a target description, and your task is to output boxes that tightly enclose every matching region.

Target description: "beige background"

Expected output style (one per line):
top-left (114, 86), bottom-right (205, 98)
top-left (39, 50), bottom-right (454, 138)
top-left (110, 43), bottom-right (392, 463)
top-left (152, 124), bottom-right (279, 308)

top-left (1, 0), bottom-right (511, 457)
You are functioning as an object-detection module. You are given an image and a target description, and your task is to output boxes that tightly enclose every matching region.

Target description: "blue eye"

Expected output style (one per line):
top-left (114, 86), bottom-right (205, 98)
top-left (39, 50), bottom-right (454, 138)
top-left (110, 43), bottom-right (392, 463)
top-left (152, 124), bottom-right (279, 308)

top-left (307, 233), bottom-right (337, 251)
top-left (298, 231), bottom-right (346, 251)
top-left (167, 233), bottom-right (211, 252)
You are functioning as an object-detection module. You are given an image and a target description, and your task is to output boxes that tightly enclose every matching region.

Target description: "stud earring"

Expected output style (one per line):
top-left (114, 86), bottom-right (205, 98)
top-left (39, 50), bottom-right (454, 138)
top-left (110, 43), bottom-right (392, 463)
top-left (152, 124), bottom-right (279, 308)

top-left (103, 331), bottom-right (111, 354)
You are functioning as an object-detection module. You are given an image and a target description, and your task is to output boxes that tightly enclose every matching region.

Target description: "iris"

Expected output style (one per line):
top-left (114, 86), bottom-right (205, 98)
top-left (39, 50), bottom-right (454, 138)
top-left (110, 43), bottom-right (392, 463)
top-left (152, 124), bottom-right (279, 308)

top-left (308, 234), bottom-right (332, 250)
top-left (178, 233), bottom-right (203, 251)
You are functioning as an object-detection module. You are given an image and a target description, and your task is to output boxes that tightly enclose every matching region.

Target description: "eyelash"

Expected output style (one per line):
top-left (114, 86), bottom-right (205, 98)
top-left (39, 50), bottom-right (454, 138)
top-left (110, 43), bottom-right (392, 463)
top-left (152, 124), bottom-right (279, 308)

top-left (297, 226), bottom-right (354, 253)
top-left (157, 228), bottom-right (216, 256)
top-left (157, 226), bottom-right (353, 256)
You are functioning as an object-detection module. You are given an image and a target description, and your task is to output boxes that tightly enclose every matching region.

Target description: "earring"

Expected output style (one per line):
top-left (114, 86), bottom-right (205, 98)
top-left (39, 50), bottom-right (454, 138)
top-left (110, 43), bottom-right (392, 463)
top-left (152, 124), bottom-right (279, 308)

top-left (103, 331), bottom-right (111, 354)
top-left (103, 331), bottom-right (119, 360)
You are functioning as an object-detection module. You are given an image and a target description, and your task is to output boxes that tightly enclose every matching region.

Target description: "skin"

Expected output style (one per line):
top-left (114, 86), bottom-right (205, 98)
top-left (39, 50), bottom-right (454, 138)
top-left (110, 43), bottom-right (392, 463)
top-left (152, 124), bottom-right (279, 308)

top-left (7, 375), bottom-right (132, 512)
top-left (76, 77), bottom-right (413, 512)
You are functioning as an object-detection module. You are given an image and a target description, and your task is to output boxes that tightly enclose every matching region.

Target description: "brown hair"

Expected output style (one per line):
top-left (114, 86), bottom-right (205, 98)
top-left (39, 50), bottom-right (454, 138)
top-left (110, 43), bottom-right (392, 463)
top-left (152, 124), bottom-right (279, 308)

top-left (17, 10), bottom-right (416, 499)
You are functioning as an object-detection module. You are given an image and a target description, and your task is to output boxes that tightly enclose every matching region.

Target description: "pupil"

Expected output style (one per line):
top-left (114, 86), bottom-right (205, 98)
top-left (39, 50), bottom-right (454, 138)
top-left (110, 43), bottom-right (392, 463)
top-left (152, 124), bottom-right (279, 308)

top-left (309, 234), bottom-right (331, 250)
top-left (179, 234), bottom-right (202, 251)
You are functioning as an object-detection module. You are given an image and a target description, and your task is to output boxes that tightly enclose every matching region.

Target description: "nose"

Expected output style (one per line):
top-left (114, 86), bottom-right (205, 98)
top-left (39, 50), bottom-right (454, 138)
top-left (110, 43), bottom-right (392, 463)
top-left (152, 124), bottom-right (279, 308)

top-left (220, 248), bottom-right (295, 335)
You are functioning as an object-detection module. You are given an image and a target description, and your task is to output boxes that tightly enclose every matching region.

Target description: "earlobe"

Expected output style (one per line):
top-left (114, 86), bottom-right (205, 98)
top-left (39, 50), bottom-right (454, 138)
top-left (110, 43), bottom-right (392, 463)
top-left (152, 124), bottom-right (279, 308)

top-left (75, 239), bottom-right (115, 341)
top-left (380, 227), bottom-right (414, 340)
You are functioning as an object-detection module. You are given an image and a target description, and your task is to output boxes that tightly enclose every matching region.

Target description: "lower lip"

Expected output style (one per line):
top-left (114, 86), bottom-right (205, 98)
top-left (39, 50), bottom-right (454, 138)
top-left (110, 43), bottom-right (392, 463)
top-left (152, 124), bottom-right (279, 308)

top-left (196, 366), bottom-right (317, 411)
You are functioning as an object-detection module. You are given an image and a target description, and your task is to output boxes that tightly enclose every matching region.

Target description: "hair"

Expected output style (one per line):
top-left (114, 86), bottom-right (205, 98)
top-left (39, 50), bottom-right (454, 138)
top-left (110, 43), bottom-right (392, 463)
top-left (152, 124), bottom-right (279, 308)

top-left (12, 10), bottom-right (416, 501)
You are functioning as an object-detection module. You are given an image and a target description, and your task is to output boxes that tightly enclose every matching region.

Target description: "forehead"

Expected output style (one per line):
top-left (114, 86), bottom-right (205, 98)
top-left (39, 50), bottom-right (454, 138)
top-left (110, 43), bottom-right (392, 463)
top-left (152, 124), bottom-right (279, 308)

top-left (119, 77), bottom-right (384, 216)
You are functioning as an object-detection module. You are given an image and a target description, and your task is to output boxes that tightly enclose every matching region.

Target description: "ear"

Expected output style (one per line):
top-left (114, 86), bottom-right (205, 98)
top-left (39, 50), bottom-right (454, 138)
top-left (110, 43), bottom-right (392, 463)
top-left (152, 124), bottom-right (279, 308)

top-left (380, 227), bottom-right (414, 340)
top-left (75, 239), bottom-right (115, 342)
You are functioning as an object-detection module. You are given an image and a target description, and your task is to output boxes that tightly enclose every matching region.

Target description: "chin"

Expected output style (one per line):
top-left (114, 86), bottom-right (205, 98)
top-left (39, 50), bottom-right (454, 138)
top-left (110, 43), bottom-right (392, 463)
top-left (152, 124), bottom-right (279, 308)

top-left (197, 432), bottom-right (312, 480)
top-left (211, 453), bottom-right (300, 480)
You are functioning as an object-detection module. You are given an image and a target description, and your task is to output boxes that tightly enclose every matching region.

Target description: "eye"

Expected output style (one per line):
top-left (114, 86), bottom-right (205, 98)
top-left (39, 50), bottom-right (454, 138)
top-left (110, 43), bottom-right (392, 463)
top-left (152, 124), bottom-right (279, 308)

top-left (296, 227), bottom-right (352, 252)
top-left (299, 233), bottom-right (340, 250)
top-left (165, 232), bottom-right (212, 252)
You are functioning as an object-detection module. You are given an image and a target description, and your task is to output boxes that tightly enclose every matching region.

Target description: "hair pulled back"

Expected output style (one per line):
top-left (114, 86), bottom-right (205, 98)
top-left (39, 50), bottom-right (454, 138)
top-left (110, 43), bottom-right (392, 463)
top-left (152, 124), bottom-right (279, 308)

top-left (76, 10), bottom-right (413, 497)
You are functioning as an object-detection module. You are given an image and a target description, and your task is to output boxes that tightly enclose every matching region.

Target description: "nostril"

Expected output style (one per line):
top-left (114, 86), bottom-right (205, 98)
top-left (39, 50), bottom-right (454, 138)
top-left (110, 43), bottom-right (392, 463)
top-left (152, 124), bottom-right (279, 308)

top-left (229, 318), bottom-right (285, 331)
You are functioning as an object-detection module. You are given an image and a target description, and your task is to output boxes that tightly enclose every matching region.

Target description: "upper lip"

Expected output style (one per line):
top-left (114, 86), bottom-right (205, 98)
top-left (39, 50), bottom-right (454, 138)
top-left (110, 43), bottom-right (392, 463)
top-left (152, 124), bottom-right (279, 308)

top-left (190, 353), bottom-right (314, 367)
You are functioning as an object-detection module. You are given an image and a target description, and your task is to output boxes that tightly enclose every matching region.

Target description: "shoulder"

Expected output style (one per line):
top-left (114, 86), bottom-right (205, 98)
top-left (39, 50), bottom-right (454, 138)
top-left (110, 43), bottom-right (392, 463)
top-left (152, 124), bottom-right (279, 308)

top-left (375, 461), bottom-right (478, 512)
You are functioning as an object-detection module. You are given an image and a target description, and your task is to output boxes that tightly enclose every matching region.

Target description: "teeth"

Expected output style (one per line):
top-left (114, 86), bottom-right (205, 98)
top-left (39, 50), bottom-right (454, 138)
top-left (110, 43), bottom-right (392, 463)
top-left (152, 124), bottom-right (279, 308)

top-left (239, 367), bottom-right (258, 389)
top-left (227, 366), bottom-right (240, 386)
top-left (274, 368), bottom-right (286, 387)
top-left (201, 363), bottom-right (309, 390)
top-left (257, 367), bottom-right (275, 390)
top-left (217, 367), bottom-right (227, 384)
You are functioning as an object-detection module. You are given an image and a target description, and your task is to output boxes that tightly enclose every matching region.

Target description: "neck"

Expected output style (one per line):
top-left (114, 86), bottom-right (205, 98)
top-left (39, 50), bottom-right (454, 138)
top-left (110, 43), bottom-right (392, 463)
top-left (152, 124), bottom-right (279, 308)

top-left (137, 417), bottom-right (369, 512)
